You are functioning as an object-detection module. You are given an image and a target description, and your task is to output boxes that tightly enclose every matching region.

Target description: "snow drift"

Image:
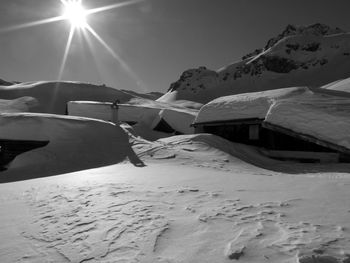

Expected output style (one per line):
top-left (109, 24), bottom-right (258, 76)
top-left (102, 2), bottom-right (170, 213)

top-left (0, 81), bottom-right (162, 114)
top-left (0, 113), bottom-right (132, 183)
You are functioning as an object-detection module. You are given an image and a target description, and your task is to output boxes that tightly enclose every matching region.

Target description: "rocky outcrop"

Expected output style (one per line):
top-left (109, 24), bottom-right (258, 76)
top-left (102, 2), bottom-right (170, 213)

top-left (162, 23), bottom-right (350, 104)
top-left (0, 79), bottom-right (14, 86)
top-left (263, 23), bottom-right (344, 50)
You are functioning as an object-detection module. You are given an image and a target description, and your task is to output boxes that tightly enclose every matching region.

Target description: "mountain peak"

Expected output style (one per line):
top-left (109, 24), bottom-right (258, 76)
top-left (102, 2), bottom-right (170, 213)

top-left (265, 23), bottom-right (345, 49)
top-left (160, 23), bottom-right (350, 104)
top-left (242, 23), bottom-right (345, 60)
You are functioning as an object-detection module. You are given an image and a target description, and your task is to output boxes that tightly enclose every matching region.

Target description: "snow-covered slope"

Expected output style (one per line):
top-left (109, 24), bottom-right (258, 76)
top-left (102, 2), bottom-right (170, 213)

top-left (0, 81), bottom-right (162, 114)
top-left (0, 113), bottom-right (131, 183)
top-left (159, 23), bottom-right (350, 103)
top-left (321, 76), bottom-right (350, 93)
top-left (2, 132), bottom-right (350, 262)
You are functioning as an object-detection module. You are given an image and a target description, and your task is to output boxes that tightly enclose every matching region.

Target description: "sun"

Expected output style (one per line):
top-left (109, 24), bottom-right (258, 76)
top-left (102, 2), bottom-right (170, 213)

top-left (0, 0), bottom-right (145, 86)
top-left (62, 0), bottom-right (88, 29)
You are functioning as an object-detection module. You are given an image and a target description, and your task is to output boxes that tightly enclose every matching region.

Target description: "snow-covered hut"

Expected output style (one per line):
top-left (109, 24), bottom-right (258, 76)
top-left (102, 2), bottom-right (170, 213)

top-left (192, 87), bottom-right (350, 162)
top-left (67, 101), bottom-right (196, 135)
top-left (67, 101), bottom-right (120, 123)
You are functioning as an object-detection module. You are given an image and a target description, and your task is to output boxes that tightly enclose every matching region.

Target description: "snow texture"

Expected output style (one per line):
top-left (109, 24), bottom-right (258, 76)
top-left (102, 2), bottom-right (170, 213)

top-left (0, 112), bottom-right (131, 182)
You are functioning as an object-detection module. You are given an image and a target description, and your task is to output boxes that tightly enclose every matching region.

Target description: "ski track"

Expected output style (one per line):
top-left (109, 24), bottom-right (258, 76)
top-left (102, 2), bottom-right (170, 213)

top-left (17, 182), bottom-right (350, 263)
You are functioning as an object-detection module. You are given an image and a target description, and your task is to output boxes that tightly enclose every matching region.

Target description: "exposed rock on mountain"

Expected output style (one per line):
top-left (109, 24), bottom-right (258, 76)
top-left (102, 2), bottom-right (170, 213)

top-left (159, 24), bottom-right (350, 103)
top-left (0, 79), bottom-right (15, 86)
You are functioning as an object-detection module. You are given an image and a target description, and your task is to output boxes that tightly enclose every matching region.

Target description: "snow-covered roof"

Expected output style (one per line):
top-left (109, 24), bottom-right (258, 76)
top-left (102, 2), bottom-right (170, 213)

top-left (194, 87), bottom-right (350, 151)
top-left (68, 100), bottom-right (197, 135)
top-left (265, 92), bottom-right (350, 151)
top-left (194, 87), bottom-right (310, 124)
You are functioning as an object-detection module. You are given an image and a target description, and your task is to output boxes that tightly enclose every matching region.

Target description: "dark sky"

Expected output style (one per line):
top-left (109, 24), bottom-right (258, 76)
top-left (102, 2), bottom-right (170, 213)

top-left (0, 0), bottom-right (349, 93)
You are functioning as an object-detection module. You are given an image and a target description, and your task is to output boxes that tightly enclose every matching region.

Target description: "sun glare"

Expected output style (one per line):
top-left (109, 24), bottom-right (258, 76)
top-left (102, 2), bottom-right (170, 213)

top-left (0, 0), bottom-right (145, 89)
top-left (62, 1), bottom-right (87, 29)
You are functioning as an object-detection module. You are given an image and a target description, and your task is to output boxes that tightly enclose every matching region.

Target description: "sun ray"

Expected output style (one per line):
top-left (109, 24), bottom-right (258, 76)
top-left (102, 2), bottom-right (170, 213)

top-left (81, 29), bottom-right (106, 82)
top-left (86, 0), bottom-right (144, 15)
top-left (58, 25), bottom-right (76, 81)
top-left (85, 24), bottom-right (146, 91)
top-left (0, 16), bottom-right (65, 33)
top-left (0, 0), bottom-right (147, 91)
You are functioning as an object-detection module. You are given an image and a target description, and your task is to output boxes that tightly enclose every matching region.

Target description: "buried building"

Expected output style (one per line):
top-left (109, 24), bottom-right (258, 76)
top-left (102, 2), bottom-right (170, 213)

top-left (192, 87), bottom-right (350, 163)
top-left (67, 101), bottom-right (196, 135)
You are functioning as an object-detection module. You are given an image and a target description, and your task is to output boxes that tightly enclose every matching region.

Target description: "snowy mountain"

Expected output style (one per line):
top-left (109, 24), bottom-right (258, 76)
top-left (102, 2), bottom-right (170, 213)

top-left (159, 23), bottom-right (350, 103)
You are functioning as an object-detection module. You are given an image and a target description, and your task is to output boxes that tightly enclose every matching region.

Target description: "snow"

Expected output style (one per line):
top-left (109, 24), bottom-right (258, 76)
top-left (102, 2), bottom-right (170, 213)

top-left (68, 100), bottom-right (198, 134)
top-left (265, 93), bottom-right (350, 150)
top-left (158, 109), bottom-right (196, 134)
top-left (67, 101), bottom-right (116, 122)
top-left (0, 96), bottom-right (38, 113)
top-left (1, 133), bottom-right (350, 262)
top-left (1, 93), bottom-right (350, 261)
top-left (67, 100), bottom-right (166, 126)
top-left (0, 112), bottom-right (131, 182)
top-left (195, 87), bottom-right (308, 124)
top-left (119, 104), bottom-right (161, 125)
top-left (0, 81), bottom-right (160, 114)
top-left (195, 86), bottom-right (350, 152)
top-left (1, 30), bottom-right (350, 261)
top-left (322, 77), bottom-right (350, 93)
top-left (160, 27), bottom-right (350, 104)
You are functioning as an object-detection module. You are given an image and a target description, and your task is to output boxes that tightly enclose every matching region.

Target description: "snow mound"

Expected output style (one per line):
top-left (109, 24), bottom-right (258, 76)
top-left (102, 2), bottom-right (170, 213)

top-left (194, 86), bottom-right (350, 152)
top-left (0, 96), bottom-right (38, 113)
top-left (159, 24), bottom-right (350, 103)
top-left (266, 93), bottom-right (350, 150)
top-left (0, 81), bottom-right (160, 114)
top-left (0, 113), bottom-right (131, 182)
top-left (195, 87), bottom-right (308, 124)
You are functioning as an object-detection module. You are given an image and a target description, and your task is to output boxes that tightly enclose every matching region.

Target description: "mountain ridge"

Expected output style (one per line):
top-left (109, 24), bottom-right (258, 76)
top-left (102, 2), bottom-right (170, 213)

top-left (159, 23), bottom-right (350, 103)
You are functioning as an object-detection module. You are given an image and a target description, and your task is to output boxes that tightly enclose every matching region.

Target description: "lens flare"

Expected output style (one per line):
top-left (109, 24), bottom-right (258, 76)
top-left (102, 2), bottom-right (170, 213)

top-left (62, 0), bottom-right (88, 29)
top-left (0, 0), bottom-right (146, 91)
